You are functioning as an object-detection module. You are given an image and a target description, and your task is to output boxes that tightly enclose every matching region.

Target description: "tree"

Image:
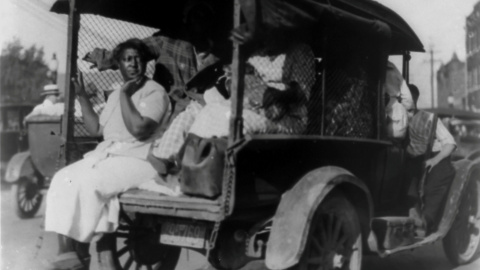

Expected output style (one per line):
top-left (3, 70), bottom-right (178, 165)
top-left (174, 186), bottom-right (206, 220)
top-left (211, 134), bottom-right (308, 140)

top-left (0, 39), bottom-right (50, 104)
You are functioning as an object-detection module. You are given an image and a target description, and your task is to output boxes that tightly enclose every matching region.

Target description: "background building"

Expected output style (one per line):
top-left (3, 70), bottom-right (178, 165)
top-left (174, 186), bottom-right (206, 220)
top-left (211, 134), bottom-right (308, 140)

top-left (466, 0), bottom-right (480, 112)
top-left (437, 53), bottom-right (466, 109)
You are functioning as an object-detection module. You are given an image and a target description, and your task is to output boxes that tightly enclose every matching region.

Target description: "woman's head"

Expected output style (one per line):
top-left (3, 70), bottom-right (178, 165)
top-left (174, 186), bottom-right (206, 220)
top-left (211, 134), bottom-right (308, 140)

top-left (113, 38), bottom-right (149, 81)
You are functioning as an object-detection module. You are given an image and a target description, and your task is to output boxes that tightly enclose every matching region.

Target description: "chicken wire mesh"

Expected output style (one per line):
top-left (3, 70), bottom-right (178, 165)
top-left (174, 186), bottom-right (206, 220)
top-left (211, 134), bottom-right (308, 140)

top-left (73, 15), bottom-right (379, 139)
top-left (73, 14), bottom-right (157, 138)
top-left (241, 43), bottom-right (377, 138)
top-left (321, 54), bottom-right (377, 138)
top-left (241, 43), bottom-right (316, 135)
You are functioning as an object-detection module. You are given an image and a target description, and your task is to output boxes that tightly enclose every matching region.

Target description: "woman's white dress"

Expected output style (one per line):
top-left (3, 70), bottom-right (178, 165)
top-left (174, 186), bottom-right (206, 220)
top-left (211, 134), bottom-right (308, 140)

top-left (45, 79), bottom-right (170, 243)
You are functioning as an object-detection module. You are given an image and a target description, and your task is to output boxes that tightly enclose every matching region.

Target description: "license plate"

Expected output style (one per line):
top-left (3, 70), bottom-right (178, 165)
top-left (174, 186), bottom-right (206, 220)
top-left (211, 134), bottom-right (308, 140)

top-left (160, 221), bottom-right (207, 248)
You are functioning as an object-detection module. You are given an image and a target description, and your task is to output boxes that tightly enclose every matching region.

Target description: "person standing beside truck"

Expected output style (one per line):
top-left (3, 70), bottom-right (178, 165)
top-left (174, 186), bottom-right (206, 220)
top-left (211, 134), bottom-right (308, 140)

top-left (44, 38), bottom-right (171, 270)
top-left (406, 84), bottom-right (456, 235)
top-left (24, 84), bottom-right (64, 121)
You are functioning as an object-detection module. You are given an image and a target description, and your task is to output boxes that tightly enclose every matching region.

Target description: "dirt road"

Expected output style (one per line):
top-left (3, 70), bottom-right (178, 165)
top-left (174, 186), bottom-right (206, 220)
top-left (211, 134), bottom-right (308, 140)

top-left (2, 185), bottom-right (479, 270)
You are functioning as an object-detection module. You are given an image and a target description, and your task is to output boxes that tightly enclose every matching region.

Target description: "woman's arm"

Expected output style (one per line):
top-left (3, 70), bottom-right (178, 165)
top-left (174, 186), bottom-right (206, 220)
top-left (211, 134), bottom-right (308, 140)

top-left (73, 74), bottom-right (102, 136)
top-left (119, 79), bottom-right (158, 140)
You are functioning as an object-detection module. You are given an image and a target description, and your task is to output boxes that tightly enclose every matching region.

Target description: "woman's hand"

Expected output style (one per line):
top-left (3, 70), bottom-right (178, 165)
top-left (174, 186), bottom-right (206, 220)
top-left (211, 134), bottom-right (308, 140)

top-left (72, 72), bottom-right (87, 98)
top-left (121, 76), bottom-right (146, 96)
top-left (230, 24), bottom-right (254, 45)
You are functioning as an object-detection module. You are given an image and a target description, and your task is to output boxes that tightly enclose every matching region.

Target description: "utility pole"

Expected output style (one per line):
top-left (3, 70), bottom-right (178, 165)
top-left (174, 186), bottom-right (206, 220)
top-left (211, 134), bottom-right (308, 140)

top-left (425, 45), bottom-right (441, 108)
top-left (429, 48), bottom-right (435, 108)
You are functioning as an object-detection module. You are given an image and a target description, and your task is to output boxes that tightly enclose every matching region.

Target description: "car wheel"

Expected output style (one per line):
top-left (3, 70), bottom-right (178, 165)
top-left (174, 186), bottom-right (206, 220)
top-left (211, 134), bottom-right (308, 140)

top-left (293, 190), bottom-right (362, 270)
top-left (12, 175), bottom-right (43, 219)
top-left (97, 212), bottom-right (181, 270)
top-left (443, 169), bottom-right (480, 265)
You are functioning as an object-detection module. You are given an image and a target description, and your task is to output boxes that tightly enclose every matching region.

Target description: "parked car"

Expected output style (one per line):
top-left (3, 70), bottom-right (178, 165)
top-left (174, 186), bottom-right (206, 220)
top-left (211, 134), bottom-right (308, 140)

top-left (426, 108), bottom-right (480, 161)
top-left (5, 114), bottom-right (98, 218)
top-left (0, 104), bottom-right (34, 179)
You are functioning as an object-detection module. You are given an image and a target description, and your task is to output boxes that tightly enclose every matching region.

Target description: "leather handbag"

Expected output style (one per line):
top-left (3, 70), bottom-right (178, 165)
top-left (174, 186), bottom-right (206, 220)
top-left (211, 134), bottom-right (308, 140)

top-left (179, 133), bottom-right (228, 198)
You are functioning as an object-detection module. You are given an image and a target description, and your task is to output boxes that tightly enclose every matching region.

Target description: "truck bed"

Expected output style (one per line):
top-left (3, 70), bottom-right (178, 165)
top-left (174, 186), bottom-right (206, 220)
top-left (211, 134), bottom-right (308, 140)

top-left (119, 189), bottom-right (222, 221)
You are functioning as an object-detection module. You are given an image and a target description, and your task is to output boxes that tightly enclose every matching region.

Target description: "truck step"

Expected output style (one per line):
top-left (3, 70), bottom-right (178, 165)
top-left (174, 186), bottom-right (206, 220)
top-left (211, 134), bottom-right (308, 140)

top-left (371, 216), bottom-right (419, 250)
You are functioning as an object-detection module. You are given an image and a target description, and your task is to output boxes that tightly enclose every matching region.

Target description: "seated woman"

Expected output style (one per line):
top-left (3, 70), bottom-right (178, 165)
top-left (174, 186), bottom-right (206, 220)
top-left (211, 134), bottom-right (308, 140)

top-left (44, 38), bottom-right (171, 269)
top-left (149, 42), bottom-right (314, 175)
top-left (190, 42), bottom-right (315, 137)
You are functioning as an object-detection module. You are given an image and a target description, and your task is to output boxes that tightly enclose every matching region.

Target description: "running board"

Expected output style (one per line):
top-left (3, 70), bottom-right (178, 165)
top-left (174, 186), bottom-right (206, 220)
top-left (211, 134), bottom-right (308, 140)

top-left (380, 232), bottom-right (442, 257)
top-left (370, 217), bottom-right (417, 251)
top-left (368, 160), bottom-right (472, 257)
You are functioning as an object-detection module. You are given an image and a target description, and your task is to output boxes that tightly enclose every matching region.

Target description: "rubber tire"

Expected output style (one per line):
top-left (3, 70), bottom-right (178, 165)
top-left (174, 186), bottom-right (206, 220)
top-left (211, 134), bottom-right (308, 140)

top-left (97, 214), bottom-right (181, 270)
top-left (293, 190), bottom-right (362, 270)
top-left (12, 175), bottom-right (43, 219)
top-left (443, 169), bottom-right (480, 266)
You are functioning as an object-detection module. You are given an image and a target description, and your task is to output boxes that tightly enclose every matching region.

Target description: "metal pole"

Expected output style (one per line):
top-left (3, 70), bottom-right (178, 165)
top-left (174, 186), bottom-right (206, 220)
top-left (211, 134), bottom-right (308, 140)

top-left (229, 0), bottom-right (245, 145)
top-left (320, 33), bottom-right (327, 136)
top-left (430, 48), bottom-right (435, 108)
top-left (61, 0), bottom-right (80, 166)
top-left (465, 23), bottom-right (470, 111)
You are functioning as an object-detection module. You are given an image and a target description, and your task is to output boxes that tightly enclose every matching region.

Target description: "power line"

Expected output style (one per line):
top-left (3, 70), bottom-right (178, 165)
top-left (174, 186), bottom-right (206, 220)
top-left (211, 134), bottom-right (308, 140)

top-left (12, 0), bottom-right (67, 34)
top-left (15, 3), bottom-right (66, 33)
top-left (16, 0), bottom-right (66, 26)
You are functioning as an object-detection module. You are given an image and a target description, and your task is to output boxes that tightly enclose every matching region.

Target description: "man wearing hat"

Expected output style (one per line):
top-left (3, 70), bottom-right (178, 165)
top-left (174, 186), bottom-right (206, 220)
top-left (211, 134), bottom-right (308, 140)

top-left (24, 84), bottom-right (64, 121)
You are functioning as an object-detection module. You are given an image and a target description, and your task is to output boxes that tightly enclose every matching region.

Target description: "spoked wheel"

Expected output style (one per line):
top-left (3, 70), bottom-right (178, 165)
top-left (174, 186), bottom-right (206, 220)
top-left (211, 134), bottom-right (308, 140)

top-left (294, 191), bottom-right (362, 270)
top-left (443, 170), bottom-right (480, 265)
top-left (12, 175), bottom-right (43, 219)
top-left (98, 212), bottom-right (181, 270)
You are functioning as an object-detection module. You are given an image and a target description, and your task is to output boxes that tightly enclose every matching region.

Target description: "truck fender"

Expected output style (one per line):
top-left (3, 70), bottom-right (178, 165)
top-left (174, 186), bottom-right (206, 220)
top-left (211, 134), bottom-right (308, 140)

top-left (5, 152), bottom-right (34, 183)
top-left (265, 166), bottom-right (373, 270)
top-left (466, 149), bottom-right (480, 162)
top-left (437, 158), bottom-right (480, 235)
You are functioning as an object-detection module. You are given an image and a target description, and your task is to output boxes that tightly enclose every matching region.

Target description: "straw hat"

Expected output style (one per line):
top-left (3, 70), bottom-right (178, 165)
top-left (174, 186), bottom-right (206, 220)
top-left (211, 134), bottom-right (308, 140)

top-left (41, 84), bottom-right (60, 96)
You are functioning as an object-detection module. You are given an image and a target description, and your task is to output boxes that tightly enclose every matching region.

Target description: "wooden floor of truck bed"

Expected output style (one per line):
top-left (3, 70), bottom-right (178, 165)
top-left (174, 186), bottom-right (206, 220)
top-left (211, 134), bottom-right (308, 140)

top-left (119, 189), bottom-right (222, 221)
top-left (119, 188), bottom-right (280, 222)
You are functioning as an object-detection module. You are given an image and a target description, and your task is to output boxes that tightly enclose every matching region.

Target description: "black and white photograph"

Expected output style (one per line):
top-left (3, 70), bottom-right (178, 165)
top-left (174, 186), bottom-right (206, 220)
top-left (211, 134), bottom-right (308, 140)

top-left (1, 0), bottom-right (480, 270)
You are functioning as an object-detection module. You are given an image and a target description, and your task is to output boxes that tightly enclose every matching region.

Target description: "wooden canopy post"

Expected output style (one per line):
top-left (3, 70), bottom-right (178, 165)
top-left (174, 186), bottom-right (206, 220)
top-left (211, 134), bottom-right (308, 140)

top-left (61, 0), bottom-right (80, 166)
top-left (402, 51), bottom-right (411, 83)
top-left (229, 0), bottom-right (245, 145)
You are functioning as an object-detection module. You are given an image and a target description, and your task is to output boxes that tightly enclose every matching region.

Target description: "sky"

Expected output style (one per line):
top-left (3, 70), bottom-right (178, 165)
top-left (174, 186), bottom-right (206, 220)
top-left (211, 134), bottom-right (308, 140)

top-left (378, 0), bottom-right (479, 108)
top-left (0, 0), bottom-right (67, 70)
top-left (0, 0), bottom-right (479, 108)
